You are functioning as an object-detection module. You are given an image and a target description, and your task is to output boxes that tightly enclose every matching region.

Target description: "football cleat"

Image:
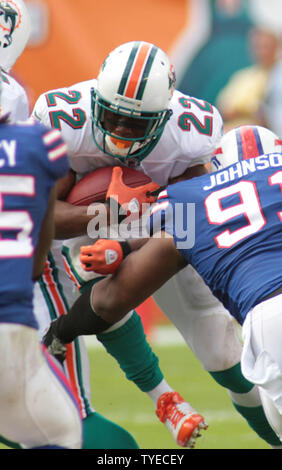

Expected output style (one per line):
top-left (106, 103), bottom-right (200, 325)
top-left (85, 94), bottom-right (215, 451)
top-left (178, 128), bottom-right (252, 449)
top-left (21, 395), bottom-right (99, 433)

top-left (156, 391), bottom-right (208, 448)
top-left (42, 321), bottom-right (67, 365)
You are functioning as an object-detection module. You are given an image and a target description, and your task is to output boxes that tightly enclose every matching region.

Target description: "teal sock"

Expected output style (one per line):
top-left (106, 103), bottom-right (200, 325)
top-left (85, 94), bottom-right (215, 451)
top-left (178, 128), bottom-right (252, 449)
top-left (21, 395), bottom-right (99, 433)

top-left (233, 403), bottom-right (281, 446)
top-left (209, 362), bottom-right (253, 393)
top-left (83, 412), bottom-right (139, 449)
top-left (97, 311), bottom-right (164, 392)
top-left (209, 363), bottom-right (281, 446)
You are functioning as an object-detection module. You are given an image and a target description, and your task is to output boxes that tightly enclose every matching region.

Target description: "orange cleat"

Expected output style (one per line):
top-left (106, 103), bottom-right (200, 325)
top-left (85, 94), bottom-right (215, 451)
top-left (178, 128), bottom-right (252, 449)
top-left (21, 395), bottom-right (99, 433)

top-left (156, 391), bottom-right (208, 448)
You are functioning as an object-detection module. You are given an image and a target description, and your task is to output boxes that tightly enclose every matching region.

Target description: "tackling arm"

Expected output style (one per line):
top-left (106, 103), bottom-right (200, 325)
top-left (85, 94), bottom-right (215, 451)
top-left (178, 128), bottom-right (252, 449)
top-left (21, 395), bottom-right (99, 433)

top-left (45, 232), bottom-right (187, 343)
top-left (92, 233), bottom-right (187, 323)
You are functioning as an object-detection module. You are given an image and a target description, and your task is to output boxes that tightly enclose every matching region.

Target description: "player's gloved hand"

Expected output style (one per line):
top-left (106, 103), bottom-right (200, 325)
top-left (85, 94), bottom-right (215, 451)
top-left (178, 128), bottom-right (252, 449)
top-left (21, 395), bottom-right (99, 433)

top-left (80, 239), bottom-right (131, 275)
top-left (106, 166), bottom-right (160, 219)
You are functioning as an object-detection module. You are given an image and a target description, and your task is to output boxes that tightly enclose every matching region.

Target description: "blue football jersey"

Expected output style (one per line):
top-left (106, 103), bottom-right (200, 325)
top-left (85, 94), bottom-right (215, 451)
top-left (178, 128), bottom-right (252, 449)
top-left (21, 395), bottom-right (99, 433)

top-left (150, 153), bottom-right (282, 325)
top-left (0, 120), bottom-right (69, 328)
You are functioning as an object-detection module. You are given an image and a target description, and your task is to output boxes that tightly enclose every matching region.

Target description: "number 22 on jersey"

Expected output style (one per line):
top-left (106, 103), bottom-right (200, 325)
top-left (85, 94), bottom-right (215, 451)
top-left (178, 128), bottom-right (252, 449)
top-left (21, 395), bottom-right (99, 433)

top-left (178, 97), bottom-right (213, 136)
top-left (45, 91), bottom-right (87, 130)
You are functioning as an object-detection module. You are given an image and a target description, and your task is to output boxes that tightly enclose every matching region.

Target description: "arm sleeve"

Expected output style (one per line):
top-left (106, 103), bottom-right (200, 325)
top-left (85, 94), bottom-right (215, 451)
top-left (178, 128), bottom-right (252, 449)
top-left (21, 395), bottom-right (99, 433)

top-left (149, 187), bottom-right (195, 254)
top-left (31, 93), bottom-right (53, 128)
top-left (148, 190), bottom-right (174, 237)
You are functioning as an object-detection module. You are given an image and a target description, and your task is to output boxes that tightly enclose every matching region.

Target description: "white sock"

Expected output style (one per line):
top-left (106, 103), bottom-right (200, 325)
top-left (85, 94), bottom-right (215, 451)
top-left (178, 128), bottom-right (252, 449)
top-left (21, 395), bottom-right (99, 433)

top-left (146, 379), bottom-right (173, 406)
top-left (228, 385), bottom-right (261, 407)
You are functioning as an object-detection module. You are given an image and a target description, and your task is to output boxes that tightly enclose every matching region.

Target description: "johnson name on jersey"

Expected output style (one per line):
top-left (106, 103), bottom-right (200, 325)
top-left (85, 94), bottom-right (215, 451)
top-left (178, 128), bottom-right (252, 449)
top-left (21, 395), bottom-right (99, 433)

top-left (150, 153), bottom-right (282, 325)
top-left (0, 120), bottom-right (69, 327)
top-left (31, 81), bottom-right (223, 185)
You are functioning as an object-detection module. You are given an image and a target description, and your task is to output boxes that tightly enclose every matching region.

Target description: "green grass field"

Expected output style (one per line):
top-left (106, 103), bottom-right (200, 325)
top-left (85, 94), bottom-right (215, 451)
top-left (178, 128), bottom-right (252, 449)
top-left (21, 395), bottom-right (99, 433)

top-left (85, 327), bottom-right (270, 450)
top-left (0, 326), bottom-right (271, 450)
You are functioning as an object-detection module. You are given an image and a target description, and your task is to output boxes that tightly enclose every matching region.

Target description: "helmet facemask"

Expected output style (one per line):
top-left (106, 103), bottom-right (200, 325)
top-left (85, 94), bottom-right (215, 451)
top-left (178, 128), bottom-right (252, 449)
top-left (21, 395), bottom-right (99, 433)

top-left (91, 88), bottom-right (172, 164)
top-left (91, 41), bottom-right (176, 165)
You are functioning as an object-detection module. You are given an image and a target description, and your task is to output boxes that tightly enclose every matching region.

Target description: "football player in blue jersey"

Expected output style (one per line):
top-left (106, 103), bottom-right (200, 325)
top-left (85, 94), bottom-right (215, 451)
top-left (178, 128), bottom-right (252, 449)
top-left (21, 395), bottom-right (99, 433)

top-left (52, 125), bottom-right (282, 445)
top-left (0, 76), bottom-right (82, 448)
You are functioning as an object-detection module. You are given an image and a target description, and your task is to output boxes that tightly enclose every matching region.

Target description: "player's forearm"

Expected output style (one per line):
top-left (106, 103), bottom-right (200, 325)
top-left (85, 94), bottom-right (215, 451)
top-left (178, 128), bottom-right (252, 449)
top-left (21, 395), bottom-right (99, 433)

top-left (33, 187), bottom-right (56, 279)
top-left (54, 200), bottom-right (110, 239)
top-left (127, 238), bottom-right (148, 252)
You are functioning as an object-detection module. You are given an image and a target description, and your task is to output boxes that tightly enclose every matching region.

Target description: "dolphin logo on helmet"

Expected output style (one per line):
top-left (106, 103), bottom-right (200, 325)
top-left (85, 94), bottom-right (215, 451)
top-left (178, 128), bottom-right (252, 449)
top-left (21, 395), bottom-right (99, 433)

top-left (0, 0), bottom-right (31, 72)
top-left (0, 1), bottom-right (19, 49)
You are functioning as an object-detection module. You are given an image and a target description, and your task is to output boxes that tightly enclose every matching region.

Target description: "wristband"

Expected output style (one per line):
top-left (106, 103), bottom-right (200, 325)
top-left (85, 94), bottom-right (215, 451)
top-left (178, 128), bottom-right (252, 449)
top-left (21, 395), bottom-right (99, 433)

top-left (119, 240), bottom-right (132, 258)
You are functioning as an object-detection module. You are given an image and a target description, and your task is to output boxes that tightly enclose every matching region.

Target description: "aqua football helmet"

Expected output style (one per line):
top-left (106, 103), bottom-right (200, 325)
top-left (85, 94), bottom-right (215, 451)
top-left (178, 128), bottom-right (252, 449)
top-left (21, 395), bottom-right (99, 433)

top-left (91, 41), bottom-right (176, 164)
top-left (211, 125), bottom-right (282, 170)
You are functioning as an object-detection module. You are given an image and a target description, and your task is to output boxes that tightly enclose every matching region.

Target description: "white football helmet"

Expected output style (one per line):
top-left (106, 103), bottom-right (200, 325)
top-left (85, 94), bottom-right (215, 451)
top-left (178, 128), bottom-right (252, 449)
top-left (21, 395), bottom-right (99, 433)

top-left (0, 0), bottom-right (31, 72)
top-left (91, 41), bottom-right (176, 164)
top-left (211, 125), bottom-right (282, 171)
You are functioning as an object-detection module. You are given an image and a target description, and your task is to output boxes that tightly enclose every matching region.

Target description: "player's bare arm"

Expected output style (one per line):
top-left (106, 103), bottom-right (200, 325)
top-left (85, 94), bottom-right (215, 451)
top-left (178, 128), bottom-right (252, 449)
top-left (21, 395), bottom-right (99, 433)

top-left (53, 169), bottom-right (107, 239)
top-left (168, 164), bottom-right (208, 184)
top-left (33, 185), bottom-right (57, 280)
top-left (54, 166), bottom-right (158, 239)
top-left (92, 233), bottom-right (187, 324)
top-left (55, 199), bottom-right (110, 239)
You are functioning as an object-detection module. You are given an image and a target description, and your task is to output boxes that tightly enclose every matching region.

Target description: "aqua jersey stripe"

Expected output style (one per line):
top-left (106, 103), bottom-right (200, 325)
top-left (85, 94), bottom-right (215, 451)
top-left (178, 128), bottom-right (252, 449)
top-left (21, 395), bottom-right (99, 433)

top-left (48, 251), bottom-right (70, 310)
top-left (38, 252), bottom-right (93, 417)
top-left (72, 337), bottom-right (93, 416)
top-left (38, 276), bottom-right (57, 322)
top-left (47, 252), bottom-right (93, 416)
top-left (61, 245), bottom-right (85, 287)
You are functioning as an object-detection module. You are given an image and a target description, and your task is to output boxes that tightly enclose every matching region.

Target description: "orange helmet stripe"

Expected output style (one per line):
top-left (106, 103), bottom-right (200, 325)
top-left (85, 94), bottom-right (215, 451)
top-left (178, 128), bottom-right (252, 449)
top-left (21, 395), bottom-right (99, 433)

top-left (124, 42), bottom-right (152, 99)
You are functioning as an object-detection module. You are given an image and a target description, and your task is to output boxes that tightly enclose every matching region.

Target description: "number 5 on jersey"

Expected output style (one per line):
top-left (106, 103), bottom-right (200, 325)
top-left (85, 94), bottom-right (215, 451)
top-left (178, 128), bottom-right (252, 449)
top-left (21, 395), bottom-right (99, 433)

top-left (0, 175), bottom-right (34, 257)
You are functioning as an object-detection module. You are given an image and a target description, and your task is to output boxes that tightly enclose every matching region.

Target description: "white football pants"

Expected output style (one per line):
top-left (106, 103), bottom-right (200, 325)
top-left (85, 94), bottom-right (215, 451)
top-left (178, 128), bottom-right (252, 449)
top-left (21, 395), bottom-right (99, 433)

top-left (242, 293), bottom-right (282, 440)
top-left (0, 323), bottom-right (82, 449)
top-left (153, 265), bottom-right (243, 371)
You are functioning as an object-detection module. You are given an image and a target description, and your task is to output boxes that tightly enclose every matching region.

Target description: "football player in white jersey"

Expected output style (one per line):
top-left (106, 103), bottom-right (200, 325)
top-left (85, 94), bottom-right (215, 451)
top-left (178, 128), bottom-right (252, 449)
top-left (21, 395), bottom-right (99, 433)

top-left (1, 71), bottom-right (29, 121)
top-left (33, 41), bottom-right (281, 448)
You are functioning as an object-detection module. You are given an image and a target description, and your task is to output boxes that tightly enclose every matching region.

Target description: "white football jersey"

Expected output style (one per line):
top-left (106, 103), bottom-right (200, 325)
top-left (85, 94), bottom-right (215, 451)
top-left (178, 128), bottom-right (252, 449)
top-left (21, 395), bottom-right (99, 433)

top-left (2, 71), bottom-right (29, 122)
top-left (32, 79), bottom-right (223, 185)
